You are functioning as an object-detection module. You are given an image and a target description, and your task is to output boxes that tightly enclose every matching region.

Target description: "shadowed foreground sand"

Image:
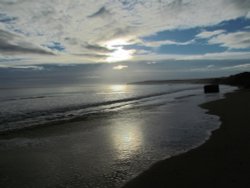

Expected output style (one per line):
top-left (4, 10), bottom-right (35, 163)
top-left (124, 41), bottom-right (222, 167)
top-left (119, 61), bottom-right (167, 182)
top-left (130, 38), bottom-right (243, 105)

top-left (123, 89), bottom-right (250, 188)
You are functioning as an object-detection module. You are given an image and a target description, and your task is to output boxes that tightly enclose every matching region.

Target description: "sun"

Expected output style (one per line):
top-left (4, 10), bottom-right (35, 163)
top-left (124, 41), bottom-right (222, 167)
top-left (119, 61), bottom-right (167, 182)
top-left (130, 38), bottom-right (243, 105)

top-left (106, 47), bottom-right (132, 62)
top-left (104, 39), bottom-right (135, 63)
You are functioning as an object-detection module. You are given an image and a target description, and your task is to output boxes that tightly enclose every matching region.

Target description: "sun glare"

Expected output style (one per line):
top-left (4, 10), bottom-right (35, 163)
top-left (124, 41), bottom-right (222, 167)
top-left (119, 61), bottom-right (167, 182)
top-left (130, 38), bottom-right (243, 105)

top-left (109, 84), bottom-right (127, 93)
top-left (113, 65), bottom-right (128, 70)
top-left (104, 39), bottom-right (135, 62)
top-left (110, 123), bottom-right (142, 160)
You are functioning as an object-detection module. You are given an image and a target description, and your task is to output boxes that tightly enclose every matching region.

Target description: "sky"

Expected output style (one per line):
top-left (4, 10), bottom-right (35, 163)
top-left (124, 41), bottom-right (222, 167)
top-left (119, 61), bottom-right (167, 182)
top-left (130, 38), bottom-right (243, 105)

top-left (0, 0), bottom-right (250, 84)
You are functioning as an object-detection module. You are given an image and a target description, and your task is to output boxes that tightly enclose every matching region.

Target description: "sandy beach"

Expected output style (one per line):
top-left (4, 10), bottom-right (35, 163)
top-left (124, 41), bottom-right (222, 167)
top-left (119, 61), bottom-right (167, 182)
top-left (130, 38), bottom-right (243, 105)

top-left (123, 89), bottom-right (250, 188)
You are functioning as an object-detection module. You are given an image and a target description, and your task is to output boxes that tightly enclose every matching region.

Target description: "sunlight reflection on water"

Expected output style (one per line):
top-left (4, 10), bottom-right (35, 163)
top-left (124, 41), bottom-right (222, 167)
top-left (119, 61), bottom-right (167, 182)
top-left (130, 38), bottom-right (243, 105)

top-left (109, 84), bottom-right (128, 94)
top-left (110, 121), bottom-right (143, 160)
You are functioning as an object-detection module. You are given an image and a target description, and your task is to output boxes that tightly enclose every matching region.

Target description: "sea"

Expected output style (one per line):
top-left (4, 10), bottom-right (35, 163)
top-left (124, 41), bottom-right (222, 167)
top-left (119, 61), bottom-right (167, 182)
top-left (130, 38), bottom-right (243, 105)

top-left (0, 83), bottom-right (236, 188)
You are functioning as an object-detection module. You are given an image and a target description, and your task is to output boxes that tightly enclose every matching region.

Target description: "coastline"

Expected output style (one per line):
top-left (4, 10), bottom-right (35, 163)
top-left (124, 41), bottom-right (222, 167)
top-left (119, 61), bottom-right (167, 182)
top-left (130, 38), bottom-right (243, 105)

top-left (123, 89), bottom-right (250, 188)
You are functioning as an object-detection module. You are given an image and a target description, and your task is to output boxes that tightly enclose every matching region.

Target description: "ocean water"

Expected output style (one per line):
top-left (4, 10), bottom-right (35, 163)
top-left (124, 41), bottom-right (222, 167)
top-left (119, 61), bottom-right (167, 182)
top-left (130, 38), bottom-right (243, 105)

top-left (0, 83), bottom-right (235, 188)
top-left (0, 83), bottom-right (218, 133)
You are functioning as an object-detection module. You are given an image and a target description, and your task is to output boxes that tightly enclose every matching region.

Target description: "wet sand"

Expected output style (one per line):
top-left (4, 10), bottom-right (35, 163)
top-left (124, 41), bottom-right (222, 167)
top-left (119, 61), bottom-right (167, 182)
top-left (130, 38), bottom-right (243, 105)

top-left (123, 89), bottom-right (250, 188)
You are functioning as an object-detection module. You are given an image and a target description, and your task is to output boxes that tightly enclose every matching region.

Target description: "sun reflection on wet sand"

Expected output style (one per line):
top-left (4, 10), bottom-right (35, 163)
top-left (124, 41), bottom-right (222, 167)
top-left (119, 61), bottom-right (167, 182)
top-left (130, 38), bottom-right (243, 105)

top-left (110, 122), bottom-right (143, 160)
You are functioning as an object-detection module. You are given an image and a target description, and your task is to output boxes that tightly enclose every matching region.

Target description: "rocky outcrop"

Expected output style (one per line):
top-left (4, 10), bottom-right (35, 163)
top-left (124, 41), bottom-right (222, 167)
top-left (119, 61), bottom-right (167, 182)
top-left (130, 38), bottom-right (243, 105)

top-left (204, 84), bottom-right (220, 93)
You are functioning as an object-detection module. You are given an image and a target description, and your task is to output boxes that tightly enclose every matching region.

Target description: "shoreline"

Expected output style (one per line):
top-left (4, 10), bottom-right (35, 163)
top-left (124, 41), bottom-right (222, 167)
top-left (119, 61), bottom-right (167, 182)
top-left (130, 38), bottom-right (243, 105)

top-left (123, 89), bottom-right (250, 188)
top-left (0, 86), bottom-right (244, 188)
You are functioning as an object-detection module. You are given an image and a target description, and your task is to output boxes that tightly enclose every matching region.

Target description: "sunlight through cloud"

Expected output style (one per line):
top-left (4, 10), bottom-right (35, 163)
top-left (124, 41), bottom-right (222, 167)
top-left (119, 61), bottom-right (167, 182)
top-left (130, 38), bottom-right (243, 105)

top-left (104, 39), bottom-right (135, 62)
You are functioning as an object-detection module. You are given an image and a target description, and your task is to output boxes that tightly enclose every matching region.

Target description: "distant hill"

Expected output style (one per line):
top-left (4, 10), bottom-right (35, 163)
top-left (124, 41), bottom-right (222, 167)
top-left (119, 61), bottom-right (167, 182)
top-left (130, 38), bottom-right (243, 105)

top-left (220, 72), bottom-right (250, 88)
top-left (129, 72), bottom-right (250, 88)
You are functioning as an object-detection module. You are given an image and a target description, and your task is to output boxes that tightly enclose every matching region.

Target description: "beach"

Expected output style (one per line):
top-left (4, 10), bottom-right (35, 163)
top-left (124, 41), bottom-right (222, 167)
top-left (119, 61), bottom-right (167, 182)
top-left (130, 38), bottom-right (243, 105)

top-left (123, 89), bottom-right (250, 188)
top-left (1, 0), bottom-right (250, 187)
top-left (0, 84), bottom-right (236, 188)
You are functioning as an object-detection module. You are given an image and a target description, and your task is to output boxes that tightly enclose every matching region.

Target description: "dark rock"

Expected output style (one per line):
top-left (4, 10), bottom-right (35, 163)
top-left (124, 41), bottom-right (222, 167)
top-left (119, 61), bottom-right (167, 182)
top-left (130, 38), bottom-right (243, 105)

top-left (204, 84), bottom-right (220, 93)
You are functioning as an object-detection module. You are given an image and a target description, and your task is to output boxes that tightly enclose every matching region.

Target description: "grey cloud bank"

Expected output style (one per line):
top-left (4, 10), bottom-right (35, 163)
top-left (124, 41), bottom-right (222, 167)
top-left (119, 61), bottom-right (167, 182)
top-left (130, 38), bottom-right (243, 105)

top-left (0, 29), bottom-right (54, 55)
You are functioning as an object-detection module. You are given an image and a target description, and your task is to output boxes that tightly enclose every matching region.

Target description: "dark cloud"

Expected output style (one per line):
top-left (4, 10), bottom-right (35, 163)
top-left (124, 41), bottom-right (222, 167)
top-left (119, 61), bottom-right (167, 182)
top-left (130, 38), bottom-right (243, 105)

top-left (111, 27), bottom-right (133, 38)
top-left (74, 53), bottom-right (108, 59)
top-left (64, 37), bottom-right (78, 45)
top-left (0, 29), bottom-right (54, 55)
top-left (0, 0), bottom-right (18, 5)
top-left (0, 13), bottom-right (17, 23)
top-left (92, 25), bottom-right (133, 41)
top-left (118, 0), bottom-right (139, 9)
top-left (168, 0), bottom-right (190, 10)
top-left (88, 6), bottom-right (111, 18)
top-left (84, 43), bottom-right (114, 53)
top-left (233, 0), bottom-right (250, 9)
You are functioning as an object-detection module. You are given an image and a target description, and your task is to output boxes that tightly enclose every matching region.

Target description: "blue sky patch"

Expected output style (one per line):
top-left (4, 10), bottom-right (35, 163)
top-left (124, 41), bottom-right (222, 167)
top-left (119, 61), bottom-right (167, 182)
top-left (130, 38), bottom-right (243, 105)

top-left (143, 28), bottom-right (199, 42)
top-left (0, 13), bottom-right (17, 23)
top-left (156, 43), bottom-right (226, 55)
top-left (208, 17), bottom-right (250, 33)
top-left (46, 42), bottom-right (65, 52)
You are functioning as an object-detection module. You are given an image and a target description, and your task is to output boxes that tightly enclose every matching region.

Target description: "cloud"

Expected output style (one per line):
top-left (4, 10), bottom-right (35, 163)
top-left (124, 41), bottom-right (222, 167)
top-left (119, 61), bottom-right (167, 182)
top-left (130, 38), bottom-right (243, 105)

top-left (84, 43), bottom-right (114, 53)
top-left (221, 63), bottom-right (250, 70)
top-left (74, 53), bottom-right (108, 59)
top-left (0, 64), bottom-right (44, 70)
top-left (0, 0), bottom-right (249, 64)
top-left (113, 65), bottom-right (128, 70)
top-left (1, 0), bottom-right (248, 44)
top-left (173, 63), bottom-right (250, 73)
top-left (142, 39), bottom-right (195, 47)
top-left (0, 29), bottom-right (54, 55)
top-left (182, 51), bottom-right (250, 60)
top-left (46, 42), bottom-right (65, 52)
top-left (147, 61), bottom-right (157, 65)
top-left (134, 51), bottom-right (250, 62)
top-left (232, 0), bottom-right (250, 12)
top-left (88, 6), bottom-right (112, 18)
top-left (208, 31), bottom-right (250, 49)
top-left (196, 30), bottom-right (226, 39)
top-left (0, 13), bottom-right (17, 23)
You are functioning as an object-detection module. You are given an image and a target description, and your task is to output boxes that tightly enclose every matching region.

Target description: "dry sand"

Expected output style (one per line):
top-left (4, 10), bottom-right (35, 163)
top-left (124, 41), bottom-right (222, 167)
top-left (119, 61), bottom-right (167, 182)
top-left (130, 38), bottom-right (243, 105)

top-left (123, 89), bottom-right (250, 188)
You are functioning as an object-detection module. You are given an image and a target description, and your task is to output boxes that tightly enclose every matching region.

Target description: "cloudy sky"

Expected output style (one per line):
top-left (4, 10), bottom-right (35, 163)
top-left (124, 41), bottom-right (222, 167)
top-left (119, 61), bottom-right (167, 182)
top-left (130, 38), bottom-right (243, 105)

top-left (0, 0), bottom-right (250, 82)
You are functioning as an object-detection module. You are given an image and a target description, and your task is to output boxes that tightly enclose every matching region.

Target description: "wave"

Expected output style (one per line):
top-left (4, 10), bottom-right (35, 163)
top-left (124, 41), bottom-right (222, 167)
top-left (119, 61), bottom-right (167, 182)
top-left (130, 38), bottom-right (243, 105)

top-left (0, 86), bottom-right (200, 133)
top-left (0, 95), bottom-right (53, 102)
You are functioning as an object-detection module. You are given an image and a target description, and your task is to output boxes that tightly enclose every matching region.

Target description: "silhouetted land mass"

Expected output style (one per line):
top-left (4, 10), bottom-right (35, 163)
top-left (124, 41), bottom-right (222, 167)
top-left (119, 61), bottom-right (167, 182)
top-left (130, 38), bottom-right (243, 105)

top-left (129, 72), bottom-right (250, 88)
top-left (220, 72), bottom-right (250, 88)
